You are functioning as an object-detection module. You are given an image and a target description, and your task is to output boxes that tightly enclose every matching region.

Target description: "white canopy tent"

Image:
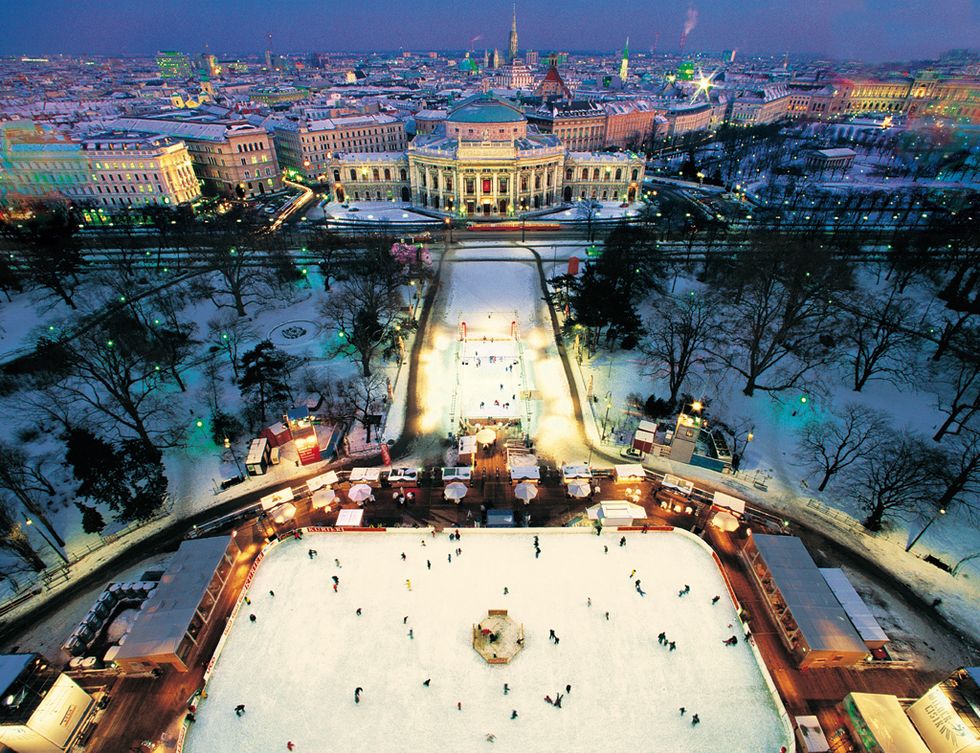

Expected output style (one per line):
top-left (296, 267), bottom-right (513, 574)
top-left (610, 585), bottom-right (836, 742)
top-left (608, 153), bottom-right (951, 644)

top-left (272, 503), bottom-right (297, 525)
top-left (311, 488), bottom-right (337, 510)
top-left (614, 464), bottom-right (646, 483)
top-left (348, 484), bottom-right (373, 503)
top-left (661, 474), bottom-right (694, 495)
top-left (444, 482), bottom-right (468, 502)
top-left (712, 491), bottom-right (746, 515)
top-left (514, 482), bottom-right (538, 502)
top-left (586, 501), bottom-right (647, 526)
top-left (561, 464), bottom-right (592, 482)
top-left (475, 428), bottom-right (496, 446)
top-left (306, 471), bottom-right (339, 493)
top-left (336, 509), bottom-right (364, 527)
top-left (510, 465), bottom-right (541, 482)
top-left (388, 467), bottom-right (419, 484)
top-left (567, 481), bottom-right (592, 499)
top-left (711, 509), bottom-right (740, 532)
top-left (349, 467), bottom-right (381, 483)
top-left (441, 467), bottom-right (472, 482)
top-left (260, 488), bottom-right (294, 511)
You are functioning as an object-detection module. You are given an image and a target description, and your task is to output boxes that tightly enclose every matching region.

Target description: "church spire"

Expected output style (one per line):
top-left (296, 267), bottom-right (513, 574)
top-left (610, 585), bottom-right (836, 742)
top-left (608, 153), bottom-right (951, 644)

top-left (619, 36), bottom-right (629, 82)
top-left (508, 4), bottom-right (519, 62)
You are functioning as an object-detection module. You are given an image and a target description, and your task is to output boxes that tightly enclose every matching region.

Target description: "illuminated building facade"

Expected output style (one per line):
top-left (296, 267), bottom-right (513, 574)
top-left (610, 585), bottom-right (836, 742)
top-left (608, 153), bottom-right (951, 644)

top-left (156, 51), bottom-right (192, 80)
top-left (329, 94), bottom-right (642, 215)
top-left (108, 115), bottom-right (281, 198)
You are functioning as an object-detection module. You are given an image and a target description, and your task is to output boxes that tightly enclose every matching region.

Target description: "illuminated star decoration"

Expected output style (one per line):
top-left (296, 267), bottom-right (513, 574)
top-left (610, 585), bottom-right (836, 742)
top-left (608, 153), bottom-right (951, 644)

top-left (690, 67), bottom-right (718, 104)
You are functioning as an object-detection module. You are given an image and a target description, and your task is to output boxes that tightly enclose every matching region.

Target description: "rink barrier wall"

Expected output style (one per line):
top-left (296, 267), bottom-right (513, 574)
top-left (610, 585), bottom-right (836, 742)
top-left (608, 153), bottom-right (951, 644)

top-left (184, 525), bottom-right (794, 753)
top-left (638, 525), bottom-right (795, 751)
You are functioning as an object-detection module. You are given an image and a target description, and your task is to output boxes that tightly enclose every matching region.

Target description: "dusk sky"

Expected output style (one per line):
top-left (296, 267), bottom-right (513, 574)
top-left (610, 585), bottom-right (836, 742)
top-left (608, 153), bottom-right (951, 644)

top-left (1, 0), bottom-right (978, 62)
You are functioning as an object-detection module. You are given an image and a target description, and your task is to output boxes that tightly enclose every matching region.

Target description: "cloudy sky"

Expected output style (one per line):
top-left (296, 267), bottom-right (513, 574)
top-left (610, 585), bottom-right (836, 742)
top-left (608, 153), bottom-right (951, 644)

top-left (1, 0), bottom-right (977, 62)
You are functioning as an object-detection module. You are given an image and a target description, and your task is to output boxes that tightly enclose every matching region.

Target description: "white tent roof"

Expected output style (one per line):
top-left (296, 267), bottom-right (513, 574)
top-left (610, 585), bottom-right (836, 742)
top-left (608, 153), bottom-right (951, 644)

top-left (349, 467), bottom-right (381, 483)
top-left (114, 536), bottom-right (234, 663)
top-left (458, 435), bottom-right (477, 453)
top-left (260, 487), bottom-right (294, 511)
top-left (442, 467), bottom-right (472, 481)
top-left (614, 464), bottom-right (646, 480)
top-left (561, 464), bottom-right (592, 480)
top-left (306, 471), bottom-right (339, 493)
top-left (794, 716), bottom-right (831, 752)
top-left (510, 465), bottom-right (540, 482)
top-left (637, 420), bottom-right (658, 434)
top-left (712, 491), bottom-right (746, 515)
top-left (819, 568), bottom-right (888, 645)
top-left (336, 509), bottom-right (365, 527)
top-left (846, 693), bottom-right (929, 753)
top-left (586, 501), bottom-right (646, 521)
top-left (661, 474), bottom-right (693, 495)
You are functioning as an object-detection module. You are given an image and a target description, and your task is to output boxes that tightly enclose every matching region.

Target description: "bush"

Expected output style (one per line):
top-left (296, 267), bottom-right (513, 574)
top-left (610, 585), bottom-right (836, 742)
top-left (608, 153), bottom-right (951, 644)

top-left (644, 394), bottom-right (674, 419)
top-left (210, 410), bottom-right (245, 446)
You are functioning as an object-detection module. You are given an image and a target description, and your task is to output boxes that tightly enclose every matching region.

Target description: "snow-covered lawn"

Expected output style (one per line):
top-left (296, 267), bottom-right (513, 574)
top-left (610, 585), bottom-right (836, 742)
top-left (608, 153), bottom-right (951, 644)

top-left (545, 201), bottom-right (642, 221)
top-left (188, 530), bottom-right (791, 753)
top-left (319, 201), bottom-right (438, 224)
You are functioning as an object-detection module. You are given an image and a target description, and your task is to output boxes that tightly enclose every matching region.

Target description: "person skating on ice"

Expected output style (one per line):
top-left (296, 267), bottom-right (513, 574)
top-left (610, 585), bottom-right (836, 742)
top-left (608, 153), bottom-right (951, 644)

top-left (354, 687), bottom-right (363, 704)
top-left (234, 704), bottom-right (245, 716)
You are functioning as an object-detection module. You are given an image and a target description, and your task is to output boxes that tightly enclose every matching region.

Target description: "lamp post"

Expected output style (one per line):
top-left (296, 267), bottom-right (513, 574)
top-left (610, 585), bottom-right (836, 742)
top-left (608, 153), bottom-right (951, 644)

top-left (444, 216), bottom-right (452, 249)
top-left (600, 393), bottom-right (613, 442)
top-left (25, 519), bottom-right (68, 565)
top-left (905, 507), bottom-right (946, 552)
top-left (224, 436), bottom-right (244, 476)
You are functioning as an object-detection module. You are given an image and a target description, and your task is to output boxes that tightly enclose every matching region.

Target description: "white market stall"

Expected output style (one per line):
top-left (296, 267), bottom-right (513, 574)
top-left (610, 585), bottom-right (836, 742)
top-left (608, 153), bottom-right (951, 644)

top-left (349, 467), bottom-right (382, 484)
top-left (661, 474), bottom-right (694, 496)
top-left (336, 509), bottom-right (365, 527)
top-left (561, 464), bottom-right (592, 482)
top-left (387, 467), bottom-right (419, 485)
top-left (272, 503), bottom-right (297, 525)
top-left (567, 481), bottom-right (592, 499)
top-left (458, 435), bottom-right (477, 466)
top-left (711, 509), bottom-right (740, 532)
top-left (311, 488), bottom-right (337, 510)
top-left (260, 488), bottom-right (294, 511)
top-left (306, 471), bottom-right (339, 494)
top-left (441, 467), bottom-right (472, 483)
top-left (712, 491), bottom-right (746, 515)
top-left (614, 464), bottom-right (646, 483)
top-left (794, 716), bottom-right (831, 753)
top-left (586, 501), bottom-right (647, 527)
top-left (510, 465), bottom-right (541, 483)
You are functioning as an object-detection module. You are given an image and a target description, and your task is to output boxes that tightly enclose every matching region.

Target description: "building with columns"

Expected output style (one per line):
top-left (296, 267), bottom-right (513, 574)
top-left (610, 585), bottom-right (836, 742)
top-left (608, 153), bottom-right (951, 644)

top-left (329, 93), bottom-right (642, 217)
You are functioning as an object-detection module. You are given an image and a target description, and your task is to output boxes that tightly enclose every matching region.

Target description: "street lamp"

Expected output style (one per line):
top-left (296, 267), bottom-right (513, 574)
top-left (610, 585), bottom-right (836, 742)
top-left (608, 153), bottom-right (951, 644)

top-left (601, 393), bottom-right (613, 442)
top-left (25, 519), bottom-right (68, 565)
top-left (444, 216), bottom-right (452, 246)
top-left (906, 507), bottom-right (946, 552)
top-left (224, 436), bottom-right (244, 476)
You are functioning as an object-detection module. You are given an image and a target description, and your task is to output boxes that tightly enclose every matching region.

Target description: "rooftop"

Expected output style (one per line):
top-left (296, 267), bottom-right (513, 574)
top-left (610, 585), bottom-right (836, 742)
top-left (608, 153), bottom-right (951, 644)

top-left (447, 92), bottom-right (525, 124)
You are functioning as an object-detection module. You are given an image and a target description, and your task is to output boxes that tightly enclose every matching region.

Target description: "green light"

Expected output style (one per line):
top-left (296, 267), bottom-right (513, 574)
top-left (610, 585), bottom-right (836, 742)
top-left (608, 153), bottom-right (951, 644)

top-left (48, 325), bottom-right (55, 331)
top-left (155, 365), bottom-right (161, 371)
top-left (221, 333), bottom-right (228, 340)
top-left (196, 419), bottom-right (204, 428)
top-left (153, 318), bottom-right (161, 325)
top-left (800, 396), bottom-right (808, 404)
top-left (119, 295), bottom-right (126, 303)
top-left (338, 331), bottom-right (346, 339)
top-left (107, 340), bottom-right (114, 347)
top-left (229, 248), bottom-right (237, 256)
top-left (301, 268), bottom-right (308, 275)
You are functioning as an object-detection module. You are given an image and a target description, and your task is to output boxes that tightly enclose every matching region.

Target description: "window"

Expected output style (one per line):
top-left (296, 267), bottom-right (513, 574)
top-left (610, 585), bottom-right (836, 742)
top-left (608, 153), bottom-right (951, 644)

top-left (534, 175), bottom-right (541, 190)
top-left (384, 168), bottom-right (391, 180)
top-left (498, 178), bottom-right (508, 193)
top-left (631, 168), bottom-right (639, 180)
top-left (581, 168), bottom-right (588, 180)
top-left (350, 169), bottom-right (357, 181)
top-left (482, 178), bottom-right (492, 193)
top-left (372, 168), bottom-right (380, 181)
top-left (465, 178), bottom-right (475, 195)
top-left (615, 168), bottom-right (622, 180)
top-left (592, 168), bottom-right (600, 181)
top-left (565, 169), bottom-right (572, 180)
top-left (400, 168), bottom-right (407, 181)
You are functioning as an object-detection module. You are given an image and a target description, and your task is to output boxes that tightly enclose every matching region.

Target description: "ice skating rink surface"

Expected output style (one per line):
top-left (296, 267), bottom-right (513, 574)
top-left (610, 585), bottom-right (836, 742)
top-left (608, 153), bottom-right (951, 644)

top-left (185, 530), bottom-right (791, 753)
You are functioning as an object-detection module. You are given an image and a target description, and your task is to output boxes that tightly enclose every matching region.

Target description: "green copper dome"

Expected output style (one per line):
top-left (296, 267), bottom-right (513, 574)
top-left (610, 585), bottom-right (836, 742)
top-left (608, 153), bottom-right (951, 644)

top-left (447, 93), bottom-right (525, 124)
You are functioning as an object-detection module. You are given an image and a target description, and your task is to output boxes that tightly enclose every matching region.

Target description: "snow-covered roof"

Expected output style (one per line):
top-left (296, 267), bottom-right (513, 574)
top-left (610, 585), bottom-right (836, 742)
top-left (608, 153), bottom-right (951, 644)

top-left (845, 693), bottom-right (930, 753)
top-left (114, 536), bottom-right (235, 664)
top-left (819, 568), bottom-right (888, 646)
top-left (751, 535), bottom-right (869, 657)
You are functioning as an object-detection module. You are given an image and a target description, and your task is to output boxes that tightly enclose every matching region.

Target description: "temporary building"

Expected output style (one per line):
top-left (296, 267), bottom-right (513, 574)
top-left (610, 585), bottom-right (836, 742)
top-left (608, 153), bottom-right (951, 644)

top-left (586, 501), bottom-right (647, 526)
top-left (0, 665), bottom-right (95, 753)
top-left (458, 435), bottom-right (477, 465)
top-left (336, 509), bottom-right (364, 527)
top-left (742, 534), bottom-right (870, 668)
top-left (712, 491), bottom-right (746, 515)
top-left (441, 467), bottom-right (472, 482)
top-left (614, 464), bottom-right (646, 483)
top-left (819, 568), bottom-right (888, 649)
top-left (349, 467), bottom-right (382, 484)
top-left (794, 715), bottom-right (831, 753)
top-left (260, 487), bottom-right (294, 511)
top-left (387, 467), bottom-right (419, 484)
top-left (112, 535), bottom-right (239, 672)
top-left (245, 438), bottom-right (271, 476)
top-left (560, 464), bottom-right (592, 482)
top-left (661, 474), bottom-right (694, 495)
top-left (843, 693), bottom-right (929, 753)
top-left (306, 471), bottom-right (339, 493)
top-left (907, 668), bottom-right (980, 753)
top-left (260, 421), bottom-right (290, 447)
top-left (486, 510), bottom-right (515, 527)
top-left (509, 465), bottom-right (540, 482)
top-left (632, 421), bottom-right (658, 454)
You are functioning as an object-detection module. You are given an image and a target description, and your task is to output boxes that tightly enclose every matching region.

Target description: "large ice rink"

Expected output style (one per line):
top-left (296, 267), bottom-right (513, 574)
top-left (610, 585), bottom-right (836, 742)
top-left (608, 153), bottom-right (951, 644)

top-left (187, 530), bottom-right (790, 753)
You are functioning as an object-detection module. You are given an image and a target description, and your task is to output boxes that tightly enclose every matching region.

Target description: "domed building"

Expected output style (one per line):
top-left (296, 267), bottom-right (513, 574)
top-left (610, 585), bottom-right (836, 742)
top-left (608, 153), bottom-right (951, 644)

top-left (329, 92), bottom-right (643, 217)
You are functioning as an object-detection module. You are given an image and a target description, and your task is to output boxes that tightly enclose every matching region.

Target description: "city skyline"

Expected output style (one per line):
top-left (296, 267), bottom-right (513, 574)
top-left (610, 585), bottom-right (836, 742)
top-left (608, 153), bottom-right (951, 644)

top-left (1, 0), bottom-right (978, 63)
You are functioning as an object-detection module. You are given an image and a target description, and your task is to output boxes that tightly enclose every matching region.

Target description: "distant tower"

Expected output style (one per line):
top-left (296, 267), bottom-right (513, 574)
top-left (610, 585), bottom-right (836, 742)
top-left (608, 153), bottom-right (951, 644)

top-left (508, 4), bottom-right (519, 62)
top-left (619, 36), bottom-right (629, 82)
top-left (265, 33), bottom-right (273, 69)
top-left (493, 48), bottom-right (501, 69)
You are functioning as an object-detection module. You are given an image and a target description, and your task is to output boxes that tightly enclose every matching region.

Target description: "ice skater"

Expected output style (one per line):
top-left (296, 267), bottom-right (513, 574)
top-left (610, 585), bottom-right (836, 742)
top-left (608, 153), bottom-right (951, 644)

top-left (401, 552), bottom-right (407, 561)
top-left (679, 707), bottom-right (686, 716)
top-left (678, 584), bottom-right (691, 597)
top-left (635, 579), bottom-right (645, 596)
top-left (403, 616), bottom-right (409, 624)
top-left (712, 595), bottom-right (721, 605)
top-left (544, 695), bottom-right (553, 705)
top-left (423, 679), bottom-right (431, 687)
top-left (554, 693), bottom-right (563, 708)
top-left (332, 583), bottom-right (338, 592)
top-left (234, 704), bottom-right (245, 716)
top-left (619, 536), bottom-right (626, 547)
top-left (457, 702), bottom-right (462, 711)
top-left (427, 560), bottom-right (431, 570)
top-left (332, 575), bottom-right (339, 585)
top-left (356, 608), bottom-right (362, 616)
top-left (604, 545), bottom-right (608, 554)
top-left (249, 613), bottom-right (256, 622)
top-left (565, 684), bottom-right (571, 694)
top-left (244, 596), bottom-right (251, 605)
top-left (629, 569), bottom-right (636, 579)
top-left (587, 597), bottom-right (592, 607)
top-left (723, 635), bottom-right (738, 646)
top-left (448, 554), bottom-right (452, 563)
top-left (354, 687), bottom-right (363, 704)
top-left (485, 733), bottom-right (496, 742)
top-left (269, 590), bottom-right (275, 597)
top-left (511, 709), bottom-right (518, 719)
top-left (549, 629), bottom-right (556, 642)
top-left (503, 587), bottom-right (509, 595)
top-left (287, 742), bottom-right (295, 751)
top-left (605, 611), bottom-right (610, 620)
top-left (335, 558), bottom-right (342, 568)
top-left (408, 629), bottom-right (414, 639)
top-left (669, 641), bottom-right (676, 651)
top-left (406, 579), bottom-right (412, 590)
top-left (503, 683), bottom-right (510, 695)
top-left (691, 714), bottom-right (700, 726)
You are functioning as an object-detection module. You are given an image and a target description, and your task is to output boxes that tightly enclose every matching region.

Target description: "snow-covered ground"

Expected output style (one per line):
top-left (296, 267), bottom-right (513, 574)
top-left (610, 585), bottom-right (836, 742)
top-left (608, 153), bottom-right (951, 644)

top-left (187, 530), bottom-right (791, 753)
top-left (543, 201), bottom-right (642, 222)
top-left (315, 201), bottom-right (438, 224)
